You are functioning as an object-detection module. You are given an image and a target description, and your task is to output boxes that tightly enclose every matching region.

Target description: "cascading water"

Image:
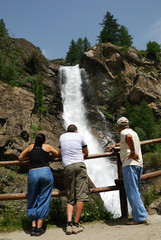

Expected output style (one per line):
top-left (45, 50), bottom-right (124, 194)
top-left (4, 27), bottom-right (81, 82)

top-left (59, 65), bottom-right (121, 217)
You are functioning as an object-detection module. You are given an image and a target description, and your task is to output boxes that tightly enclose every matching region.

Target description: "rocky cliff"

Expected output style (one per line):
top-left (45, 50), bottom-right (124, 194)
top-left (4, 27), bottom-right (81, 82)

top-left (1, 40), bottom-right (161, 161)
top-left (80, 43), bottom-right (161, 118)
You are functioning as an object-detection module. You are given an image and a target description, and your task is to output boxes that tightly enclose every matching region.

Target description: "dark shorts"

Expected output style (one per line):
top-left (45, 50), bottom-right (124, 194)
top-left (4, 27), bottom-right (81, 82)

top-left (64, 162), bottom-right (89, 204)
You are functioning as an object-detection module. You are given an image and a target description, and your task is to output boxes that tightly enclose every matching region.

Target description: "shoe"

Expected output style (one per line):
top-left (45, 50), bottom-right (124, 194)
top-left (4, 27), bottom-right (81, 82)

top-left (35, 227), bottom-right (45, 236)
top-left (30, 227), bottom-right (37, 236)
top-left (72, 224), bottom-right (84, 234)
top-left (126, 219), bottom-right (148, 225)
top-left (66, 225), bottom-right (73, 235)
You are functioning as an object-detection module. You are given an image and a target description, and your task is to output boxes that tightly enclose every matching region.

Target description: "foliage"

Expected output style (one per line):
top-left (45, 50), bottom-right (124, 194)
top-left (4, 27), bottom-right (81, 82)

top-left (97, 11), bottom-right (133, 47)
top-left (36, 84), bottom-right (44, 120)
top-left (143, 152), bottom-right (161, 171)
top-left (144, 186), bottom-right (159, 207)
top-left (81, 197), bottom-right (113, 222)
top-left (0, 204), bottom-right (29, 232)
top-left (124, 100), bottom-right (159, 153)
top-left (66, 37), bottom-right (91, 65)
top-left (146, 41), bottom-right (161, 59)
top-left (25, 51), bottom-right (42, 74)
top-left (0, 18), bottom-right (9, 38)
top-left (108, 74), bottom-right (126, 112)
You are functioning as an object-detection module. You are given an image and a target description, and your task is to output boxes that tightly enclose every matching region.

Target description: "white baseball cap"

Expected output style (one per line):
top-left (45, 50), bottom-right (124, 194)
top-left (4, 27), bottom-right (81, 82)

top-left (117, 117), bottom-right (129, 125)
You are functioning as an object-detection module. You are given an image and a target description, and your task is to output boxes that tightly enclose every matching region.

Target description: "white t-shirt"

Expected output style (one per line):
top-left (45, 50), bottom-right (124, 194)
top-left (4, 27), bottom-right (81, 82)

top-left (59, 132), bottom-right (87, 167)
top-left (120, 128), bottom-right (143, 168)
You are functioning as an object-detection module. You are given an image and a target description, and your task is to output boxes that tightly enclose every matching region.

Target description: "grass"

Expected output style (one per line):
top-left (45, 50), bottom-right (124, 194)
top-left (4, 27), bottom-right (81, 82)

top-left (0, 196), bottom-right (113, 232)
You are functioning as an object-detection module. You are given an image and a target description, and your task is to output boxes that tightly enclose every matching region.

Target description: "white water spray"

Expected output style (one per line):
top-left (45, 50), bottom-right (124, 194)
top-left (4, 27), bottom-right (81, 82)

top-left (59, 65), bottom-right (121, 217)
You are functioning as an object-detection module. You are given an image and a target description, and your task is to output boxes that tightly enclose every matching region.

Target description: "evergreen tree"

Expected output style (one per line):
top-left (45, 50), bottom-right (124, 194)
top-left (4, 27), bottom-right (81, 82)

top-left (76, 37), bottom-right (84, 61)
top-left (66, 37), bottom-right (91, 65)
top-left (97, 11), bottom-right (120, 44)
top-left (83, 37), bottom-right (91, 52)
top-left (0, 18), bottom-right (9, 38)
top-left (146, 41), bottom-right (161, 59)
top-left (97, 11), bottom-right (133, 47)
top-left (66, 39), bottom-right (78, 65)
top-left (118, 25), bottom-right (133, 47)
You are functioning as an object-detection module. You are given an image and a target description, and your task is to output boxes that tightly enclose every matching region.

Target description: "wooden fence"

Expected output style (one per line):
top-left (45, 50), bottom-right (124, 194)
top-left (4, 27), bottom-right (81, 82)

top-left (0, 138), bottom-right (161, 218)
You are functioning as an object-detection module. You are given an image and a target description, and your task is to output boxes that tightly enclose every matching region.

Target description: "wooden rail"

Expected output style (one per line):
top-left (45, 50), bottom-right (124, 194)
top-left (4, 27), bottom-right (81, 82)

top-left (0, 137), bottom-right (161, 218)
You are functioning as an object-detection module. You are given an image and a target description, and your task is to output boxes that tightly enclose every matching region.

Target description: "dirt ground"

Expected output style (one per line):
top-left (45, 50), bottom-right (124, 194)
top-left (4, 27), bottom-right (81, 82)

top-left (0, 214), bottom-right (161, 240)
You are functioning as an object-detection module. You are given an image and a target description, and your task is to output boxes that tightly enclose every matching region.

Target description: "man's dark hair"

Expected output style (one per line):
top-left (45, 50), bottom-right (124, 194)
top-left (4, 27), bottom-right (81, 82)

top-left (67, 124), bottom-right (77, 132)
top-left (35, 133), bottom-right (45, 146)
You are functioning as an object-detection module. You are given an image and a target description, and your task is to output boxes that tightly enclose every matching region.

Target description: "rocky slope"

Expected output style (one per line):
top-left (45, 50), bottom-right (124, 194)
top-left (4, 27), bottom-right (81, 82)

top-left (80, 43), bottom-right (161, 118)
top-left (0, 39), bottom-right (161, 214)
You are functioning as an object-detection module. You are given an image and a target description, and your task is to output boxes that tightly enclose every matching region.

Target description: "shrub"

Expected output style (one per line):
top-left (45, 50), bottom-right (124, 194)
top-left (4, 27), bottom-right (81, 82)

top-left (144, 186), bottom-right (159, 207)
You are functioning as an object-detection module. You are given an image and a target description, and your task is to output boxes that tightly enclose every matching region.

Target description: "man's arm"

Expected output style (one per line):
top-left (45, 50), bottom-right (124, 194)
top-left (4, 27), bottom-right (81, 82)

top-left (82, 146), bottom-right (88, 158)
top-left (109, 142), bottom-right (120, 152)
top-left (126, 134), bottom-right (139, 161)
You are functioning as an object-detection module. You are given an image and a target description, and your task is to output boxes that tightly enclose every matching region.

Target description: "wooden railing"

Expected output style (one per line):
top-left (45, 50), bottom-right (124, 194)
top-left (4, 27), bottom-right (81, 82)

top-left (0, 138), bottom-right (161, 218)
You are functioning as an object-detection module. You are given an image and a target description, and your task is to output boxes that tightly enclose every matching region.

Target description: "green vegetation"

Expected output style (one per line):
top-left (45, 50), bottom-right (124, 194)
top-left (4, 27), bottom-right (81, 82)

top-left (144, 186), bottom-right (160, 207)
top-left (108, 74), bottom-right (126, 112)
top-left (97, 11), bottom-right (133, 47)
top-left (146, 41), bottom-right (161, 59)
top-left (124, 100), bottom-right (161, 153)
top-left (0, 197), bottom-right (113, 231)
top-left (66, 37), bottom-right (91, 65)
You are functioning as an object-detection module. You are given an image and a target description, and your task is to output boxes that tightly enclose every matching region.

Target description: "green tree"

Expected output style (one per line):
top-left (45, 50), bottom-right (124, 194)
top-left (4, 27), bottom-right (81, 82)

top-left (118, 25), bottom-right (133, 47)
top-left (83, 37), bottom-right (91, 52)
top-left (146, 41), bottom-right (161, 59)
top-left (98, 12), bottom-right (120, 44)
top-left (66, 39), bottom-right (78, 65)
top-left (36, 84), bottom-right (44, 120)
top-left (0, 18), bottom-right (9, 38)
top-left (66, 37), bottom-right (91, 65)
top-left (97, 11), bottom-right (133, 47)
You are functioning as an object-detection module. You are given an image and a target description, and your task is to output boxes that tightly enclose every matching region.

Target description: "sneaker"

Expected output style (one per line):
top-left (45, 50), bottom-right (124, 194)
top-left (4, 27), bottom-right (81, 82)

top-left (72, 225), bottom-right (84, 234)
top-left (35, 227), bottom-right (45, 236)
top-left (30, 227), bottom-right (37, 236)
top-left (126, 219), bottom-right (148, 225)
top-left (66, 225), bottom-right (73, 235)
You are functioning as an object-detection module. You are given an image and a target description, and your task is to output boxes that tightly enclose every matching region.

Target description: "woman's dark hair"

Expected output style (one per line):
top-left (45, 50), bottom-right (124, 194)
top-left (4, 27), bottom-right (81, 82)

top-left (35, 133), bottom-right (45, 147)
top-left (67, 124), bottom-right (77, 132)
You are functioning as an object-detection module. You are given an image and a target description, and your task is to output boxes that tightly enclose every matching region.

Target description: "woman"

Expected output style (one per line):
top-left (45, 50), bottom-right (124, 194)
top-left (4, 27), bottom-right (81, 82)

top-left (19, 133), bottom-right (59, 236)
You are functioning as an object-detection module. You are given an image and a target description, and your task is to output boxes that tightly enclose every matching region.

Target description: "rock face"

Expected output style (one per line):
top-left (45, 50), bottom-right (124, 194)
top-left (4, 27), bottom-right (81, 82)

top-left (0, 84), bottom-right (35, 159)
top-left (80, 43), bottom-right (161, 117)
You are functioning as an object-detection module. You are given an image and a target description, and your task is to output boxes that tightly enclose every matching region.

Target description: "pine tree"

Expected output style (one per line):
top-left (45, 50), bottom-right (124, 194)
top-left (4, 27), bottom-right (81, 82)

top-left (97, 12), bottom-right (120, 44)
top-left (83, 37), bottom-right (91, 52)
top-left (97, 11), bottom-right (133, 47)
top-left (0, 18), bottom-right (9, 38)
top-left (66, 40), bottom-right (78, 65)
top-left (118, 25), bottom-right (133, 47)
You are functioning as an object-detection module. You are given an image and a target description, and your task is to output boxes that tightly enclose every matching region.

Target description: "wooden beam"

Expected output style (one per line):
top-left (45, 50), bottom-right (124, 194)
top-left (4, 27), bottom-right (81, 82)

top-left (0, 185), bottom-right (120, 201)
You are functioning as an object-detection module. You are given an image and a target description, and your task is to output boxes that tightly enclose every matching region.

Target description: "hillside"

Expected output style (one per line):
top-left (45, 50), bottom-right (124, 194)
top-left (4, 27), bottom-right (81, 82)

top-left (0, 37), bottom-right (161, 228)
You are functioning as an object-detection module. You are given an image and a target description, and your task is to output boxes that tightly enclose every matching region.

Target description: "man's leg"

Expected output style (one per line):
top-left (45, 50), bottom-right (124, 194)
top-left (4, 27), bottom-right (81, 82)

top-left (74, 201), bottom-right (84, 223)
top-left (66, 203), bottom-right (74, 221)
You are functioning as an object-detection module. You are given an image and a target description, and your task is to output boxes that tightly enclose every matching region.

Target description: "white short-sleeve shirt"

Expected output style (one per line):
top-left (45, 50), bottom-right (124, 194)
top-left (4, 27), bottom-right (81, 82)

top-left (59, 132), bottom-right (87, 167)
top-left (120, 128), bottom-right (143, 168)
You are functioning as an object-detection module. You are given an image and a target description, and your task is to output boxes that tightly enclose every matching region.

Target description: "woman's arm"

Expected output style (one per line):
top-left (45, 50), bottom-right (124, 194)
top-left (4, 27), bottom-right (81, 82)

top-left (18, 145), bottom-right (31, 161)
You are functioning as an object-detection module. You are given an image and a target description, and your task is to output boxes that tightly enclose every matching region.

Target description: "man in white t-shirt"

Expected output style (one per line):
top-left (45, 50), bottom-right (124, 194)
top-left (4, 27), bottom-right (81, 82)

top-left (109, 117), bottom-right (147, 225)
top-left (58, 124), bottom-right (89, 234)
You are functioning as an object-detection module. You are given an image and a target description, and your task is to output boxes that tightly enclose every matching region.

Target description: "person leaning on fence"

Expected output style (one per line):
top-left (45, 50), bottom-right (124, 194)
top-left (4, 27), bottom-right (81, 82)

top-left (109, 117), bottom-right (148, 225)
top-left (18, 133), bottom-right (59, 236)
top-left (58, 124), bottom-right (89, 235)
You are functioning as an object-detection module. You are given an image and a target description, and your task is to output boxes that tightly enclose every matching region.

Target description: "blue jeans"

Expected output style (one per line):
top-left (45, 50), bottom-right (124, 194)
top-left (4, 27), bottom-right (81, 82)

top-left (123, 165), bottom-right (147, 222)
top-left (27, 167), bottom-right (54, 221)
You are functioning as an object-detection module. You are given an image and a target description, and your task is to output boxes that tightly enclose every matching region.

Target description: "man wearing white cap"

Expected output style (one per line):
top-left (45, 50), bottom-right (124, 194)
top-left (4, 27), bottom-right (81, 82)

top-left (109, 117), bottom-right (148, 224)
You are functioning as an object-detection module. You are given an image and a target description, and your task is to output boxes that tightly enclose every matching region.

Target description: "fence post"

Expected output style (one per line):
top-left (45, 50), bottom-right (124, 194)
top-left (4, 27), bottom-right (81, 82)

top-left (116, 152), bottom-right (128, 218)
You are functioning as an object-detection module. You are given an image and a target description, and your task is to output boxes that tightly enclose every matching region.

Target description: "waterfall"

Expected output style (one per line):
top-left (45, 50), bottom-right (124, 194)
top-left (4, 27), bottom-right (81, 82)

top-left (59, 65), bottom-right (121, 217)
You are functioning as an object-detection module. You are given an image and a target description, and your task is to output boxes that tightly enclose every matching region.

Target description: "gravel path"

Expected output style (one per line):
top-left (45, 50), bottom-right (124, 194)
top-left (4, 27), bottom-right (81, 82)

top-left (0, 214), bottom-right (161, 240)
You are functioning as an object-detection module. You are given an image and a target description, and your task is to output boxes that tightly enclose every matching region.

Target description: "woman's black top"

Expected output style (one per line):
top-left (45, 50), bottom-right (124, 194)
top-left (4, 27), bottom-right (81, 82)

top-left (29, 145), bottom-right (49, 170)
